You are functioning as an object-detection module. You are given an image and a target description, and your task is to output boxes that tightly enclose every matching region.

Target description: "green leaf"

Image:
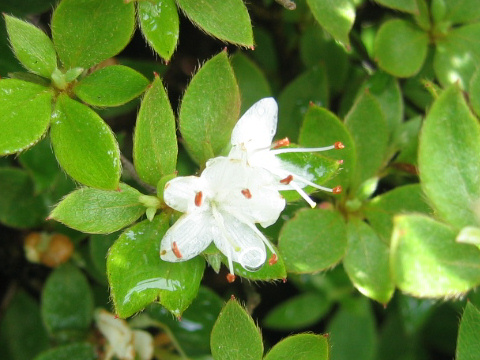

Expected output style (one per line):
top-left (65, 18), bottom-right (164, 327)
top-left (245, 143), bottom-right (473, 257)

top-left (33, 343), bottom-right (97, 360)
top-left (176, 0), bottom-right (253, 46)
top-left (50, 183), bottom-right (145, 234)
top-left (390, 214), bottom-right (480, 298)
top-left (415, 0), bottom-right (431, 31)
top-left (277, 66), bottom-right (329, 141)
top-left (374, 19), bottom-right (429, 77)
top-left (41, 264), bottom-right (94, 340)
top-left (434, 23), bottom-right (480, 88)
top-left (263, 293), bottom-right (331, 330)
top-left (230, 244), bottom-right (286, 281)
top-left (133, 75), bottom-right (177, 186)
top-left (0, 18), bottom-right (23, 77)
top-left (51, 0), bottom-right (135, 69)
top-left (305, 0), bottom-right (355, 47)
top-left (179, 51), bottom-right (240, 165)
top-left (4, 15), bottom-right (57, 77)
top-left (299, 105), bottom-right (356, 190)
top-left (210, 299), bottom-right (263, 360)
top-left (443, 0), bottom-right (480, 24)
top-left (344, 219), bottom-right (395, 304)
top-left (263, 334), bottom-right (329, 360)
top-left (230, 52), bottom-right (272, 115)
top-left (279, 209), bottom-right (347, 273)
top-left (345, 91), bottom-right (388, 190)
top-left (364, 184), bottom-right (431, 243)
top-left (373, 0), bottom-right (418, 13)
top-left (456, 302), bottom-right (480, 360)
top-left (89, 232), bottom-right (118, 283)
top-left (418, 85), bottom-right (480, 229)
top-left (138, 0), bottom-right (179, 61)
top-left (107, 215), bottom-right (205, 318)
top-left (391, 116), bottom-right (422, 165)
top-left (0, 79), bottom-right (52, 155)
top-left (0, 168), bottom-right (47, 228)
top-left (469, 67), bottom-right (480, 117)
top-left (0, 291), bottom-right (49, 360)
top-left (74, 65), bottom-right (149, 107)
top-left (50, 94), bottom-right (121, 190)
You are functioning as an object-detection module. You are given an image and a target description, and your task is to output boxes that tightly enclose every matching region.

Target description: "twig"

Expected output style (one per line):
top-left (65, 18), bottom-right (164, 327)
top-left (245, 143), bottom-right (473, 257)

top-left (243, 282), bottom-right (261, 315)
top-left (120, 153), bottom-right (157, 194)
top-left (275, 0), bottom-right (296, 10)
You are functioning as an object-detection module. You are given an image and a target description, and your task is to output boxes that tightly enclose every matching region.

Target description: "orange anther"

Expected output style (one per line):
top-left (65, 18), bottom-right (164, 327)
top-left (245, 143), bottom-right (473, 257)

top-left (334, 141), bottom-right (345, 149)
top-left (280, 175), bottom-right (293, 185)
top-left (172, 242), bottom-right (182, 259)
top-left (273, 137), bottom-right (290, 149)
top-left (194, 191), bottom-right (203, 207)
top-left (332, 186), bottom-right (342, 194)
top-left (268, 254), bottom-right (278, 266)
top-left (226, 273), bottom-right (236, 283)
top-left (241, 189), bottom-right (252, 199)
top-left (338, 159), bottom-right (344, 165)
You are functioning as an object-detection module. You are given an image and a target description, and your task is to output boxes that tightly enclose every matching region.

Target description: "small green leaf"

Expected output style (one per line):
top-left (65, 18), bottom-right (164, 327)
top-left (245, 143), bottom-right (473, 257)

top-left (391, 116), bottom-right (422, 165)
top-left (443, 0), bottom-right (480, 24)
top-left (74, 65), bottom-right (149, 107)
top-left (345, 91), bottom-right (388, 190)
top-left (41, 264), bottom-right (94, 340)
top-left (50, 183), bottom-right (145, 234)
top-left (279, 209), bottom-right (347, 273)
top-left (456, 302), bottom-right (480, 360)
top-left (210, 299), bottom-right (263, 360)
top-left (344, 219), bottom-right (395, 304)
top-left (134, 75), bottom-right (177, 186)
top-left (0, 79), bottom-right (52, 155)
top-left (263, 334), bottom-right (329, 360)
top-left (263, 293), bottom-right (331, 330)
top-left (299, 105), bottom-right (356, 190)
top-left (50, 95), bottom-right (121, 190)
top-left (179, 51), bottom-right (240, 165)
top-left (418, 85), bottom-right (480, 229)
top-left (373, 0), bottom-right (418, 13)
top-left (138, 0), bottom-right (179, 60)
top-left (391, 214), bottom-right (480, 298)
top-left (305, 0), bottom-right (355, 47)
top-left (457, 226), bottom-right (480, 249)
top-left (176, 0), bottom-right (253, 46)
top-left (33, 343), bottom-right (97, 360)
top-left (107, 215), bottom-right (205, 318)
top-left (230, 52), bottom-right (272, 115)
top-left (374, 19), bottom-right (429, 77)
top-left (4, 14), bottom-right (57, 77)
top-left (277, 66), bottom-right (329, 141)
top-left (230, 244), bottom-right (286, 281)
top-left (469, 67), bottom-right (480, 117)
top-left (51, 0), bottom-right (135, 69)
top-left (415, 0), bottom-right (431, 30)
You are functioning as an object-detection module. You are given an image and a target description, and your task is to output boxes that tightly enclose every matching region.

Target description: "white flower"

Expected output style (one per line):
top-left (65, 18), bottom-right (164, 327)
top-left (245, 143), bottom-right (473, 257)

top-left (228, 97), bottom-right (344, 208)
top-left (160, 156), bottom-right (285, 282)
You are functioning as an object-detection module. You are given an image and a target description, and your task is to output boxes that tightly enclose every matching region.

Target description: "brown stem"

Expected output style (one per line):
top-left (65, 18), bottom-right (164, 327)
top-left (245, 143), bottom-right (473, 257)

top-left (275, 0), bottom-right (296, 10)
top-left (120, 153), bottom-right (157, 194)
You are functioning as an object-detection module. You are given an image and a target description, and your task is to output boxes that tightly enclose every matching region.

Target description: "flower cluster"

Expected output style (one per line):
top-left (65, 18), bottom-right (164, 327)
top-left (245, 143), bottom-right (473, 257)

top-left (160, 98), bottom-right (343, 282)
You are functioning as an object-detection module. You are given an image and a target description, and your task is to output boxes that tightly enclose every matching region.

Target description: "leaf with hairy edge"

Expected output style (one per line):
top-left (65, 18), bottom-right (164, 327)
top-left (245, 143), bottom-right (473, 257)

top-left (264, 334), bottom-right (329, 360)
top-left (456, 302), bottom-right (480, 360)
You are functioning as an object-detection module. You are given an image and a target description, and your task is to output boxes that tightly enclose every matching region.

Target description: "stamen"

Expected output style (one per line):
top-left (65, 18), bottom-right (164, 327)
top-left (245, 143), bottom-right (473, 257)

top-left (280, 175), bottom-right (293, 184)
top-left (271, 144), bottom-right (338, 155)
top-left (241, 189), bottom-right (252, 199)
top-left (194, 191), bottom-right (203, 207)
top-left (332, 186), bottom-right (342, 194)
top-left (172, 242), bottom-right (182, 259)
top-left (226, 273), bottom-right (236, 283)
top-left (334, 141), bottom-right (345, 149)
top-left (288, 181), bottom-right (317, 208)
top-left (272, 137), bottom-right (290, 149)
top-left (268, 254), bottom-right (278, 266)
top-left (287, 172), bottom-right (340, 194)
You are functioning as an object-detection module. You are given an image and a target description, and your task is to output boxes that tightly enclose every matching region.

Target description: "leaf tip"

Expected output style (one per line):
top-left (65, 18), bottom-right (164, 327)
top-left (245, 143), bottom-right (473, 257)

top-left (282, 278), bottom-right (287, 283)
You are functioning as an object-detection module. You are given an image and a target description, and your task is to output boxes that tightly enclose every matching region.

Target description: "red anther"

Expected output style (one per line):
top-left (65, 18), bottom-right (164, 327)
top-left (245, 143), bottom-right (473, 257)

top-left (153, 71), bottom-right (159, 78)
top-left (338, 159), bottom-right (344, 165)
top-left (172, 241), bottom-right (182, 259)
top-left (282, 278), bottom-right (287, 283)
top-left (280, 174), bottom-right (293, 185)
top-left (230, 294), bottom-right (236, 300)
top-left (114, 315), bottom-right (119, 319)
top-left (268, 254), bottom-right (278, 266)
top-left (332, 185), bottom-right (342, 194)
top-left (273, 137), bottom-right (290, 149)
top-left (334, 141), bottom-right (345, 149)
top-left (194, 191), bottom-right (203, 207)
top-left (241, 189), bottom-right (252, 199)
top-left (250, 45), bottom-right (255, 51)
top-left (226, 273), bottom-right (236, 283)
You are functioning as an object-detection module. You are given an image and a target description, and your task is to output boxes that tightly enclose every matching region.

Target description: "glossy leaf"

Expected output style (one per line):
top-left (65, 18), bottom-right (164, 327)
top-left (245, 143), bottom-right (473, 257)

top-left (391, 214), bottom-right (480, 297)
top-left (418, 85), bottom-right (480, 229)
top-left (344, 219), bottom-right (395, 304)
top-left (179, 51), bottom-right (240, 165)
top-left (33, 343), bottom-right (97, 360)
top-left (4, 14), bottom-right (57, 77)
top-left (456, 302), bottom-right (480, 360)
top-left (51, 0), bottom-right (135, 69)
top-left (279, 209), bottom-right (347, 273)
top-left (210, 299), bottom-right (263, 360)
top-left (176, 0), bottom-right (253, 46)
top-left (50, 183), bottom-right (145, 234)
top-left (263, 334), bottom-right (329, 360)
top-left (374, 0), bottom-right (418, 13)
top-left (375, 19), bottom-right (429, 77)
top-left (107, 216), bottom-right (205, 318)
top-left (41, 264), bottom-right (94, 340)
top-left (138, 0), bottom-right (179, 60)
top-left (277, 66), bottom-right (329, 141)
top-left (0, 79), bottom-right (52, 155)
top-left (133, 75), bottom-right (177, 185)
top-left (263, 293), bottom-right (331, 330)
top-left (74, 65), bottom-right (149, 107)
top-left (50, 95), bottom-right (121, 190)
top-left (305, 0), bottom-right (355, 47)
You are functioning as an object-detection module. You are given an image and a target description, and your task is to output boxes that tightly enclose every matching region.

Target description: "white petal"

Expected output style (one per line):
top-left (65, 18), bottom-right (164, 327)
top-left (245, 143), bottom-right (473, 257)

top-left (133, 330), bottom-right (154, 360)
top-left (95, 309), bottom-right (135, 360)
top-left (163, 176), bottom-right (206, 213)
top-left (160, 211), bottom-right (214, 262)
top-left (230, 97), bottom-right (278, 153)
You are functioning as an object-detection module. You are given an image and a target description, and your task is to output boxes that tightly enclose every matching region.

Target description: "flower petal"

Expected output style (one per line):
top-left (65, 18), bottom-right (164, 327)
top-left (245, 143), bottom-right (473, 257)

top-left (160, 211), bottom-right (214, 262)
top-left (163, 176), bottom-right (206, 213)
